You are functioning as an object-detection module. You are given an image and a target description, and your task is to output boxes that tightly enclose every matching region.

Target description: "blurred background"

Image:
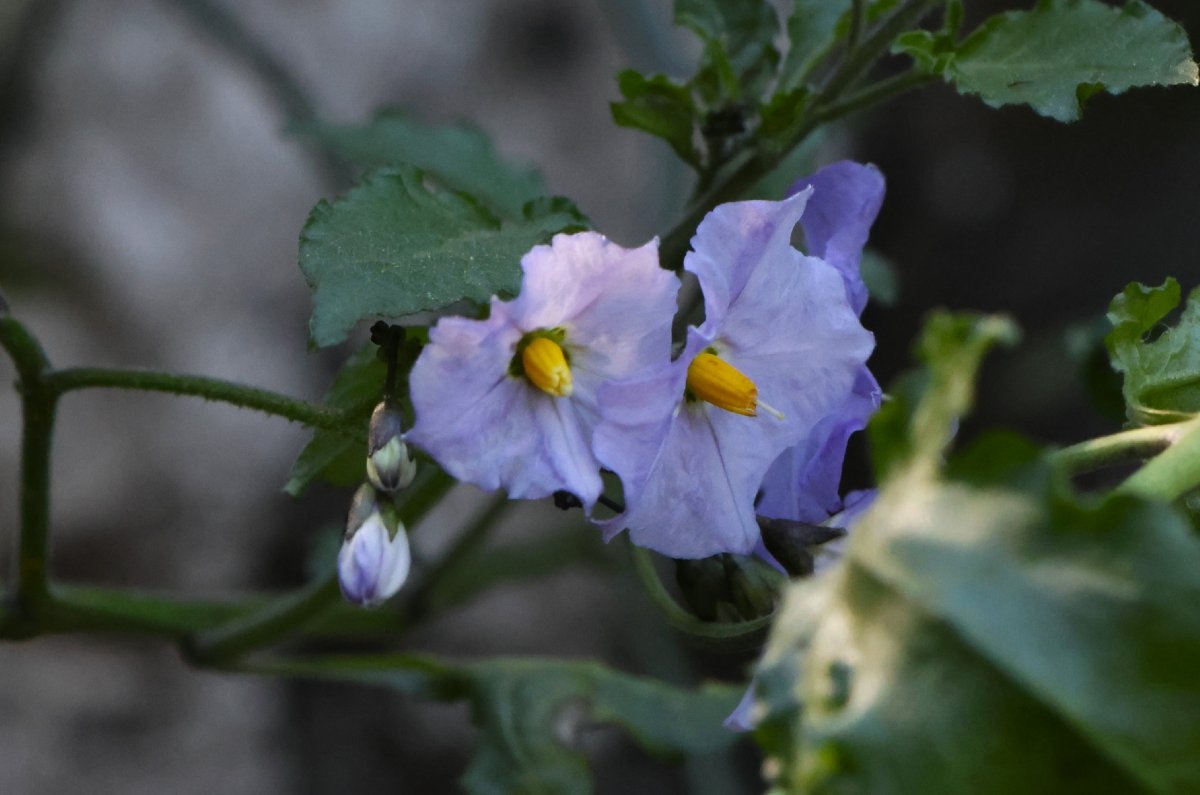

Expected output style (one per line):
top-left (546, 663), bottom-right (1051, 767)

top-left (1, 0), bottom-right (1198, 792)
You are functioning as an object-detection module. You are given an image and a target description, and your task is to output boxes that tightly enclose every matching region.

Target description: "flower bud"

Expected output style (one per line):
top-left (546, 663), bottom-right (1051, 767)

top-left (724, 554), bottom-right (782, 621)
top-left (338, 485), bottom-right (411, 607)
top-left (366, 401), bottom-right (417, 492)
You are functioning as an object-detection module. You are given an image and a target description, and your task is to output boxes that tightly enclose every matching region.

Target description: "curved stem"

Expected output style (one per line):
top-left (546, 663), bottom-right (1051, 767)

top-left (1116, 417), bottom-right (1200, 502)
top-left (46, 367), bottom-right (346, 429)
top-left (628, 543), bottom-right (772, 651)
top-left (184, 574), bottom-right (341, 665)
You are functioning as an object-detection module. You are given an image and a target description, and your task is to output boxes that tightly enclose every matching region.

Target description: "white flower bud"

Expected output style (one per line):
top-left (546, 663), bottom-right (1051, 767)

top-left (338, 485), bottom-right (411, 607)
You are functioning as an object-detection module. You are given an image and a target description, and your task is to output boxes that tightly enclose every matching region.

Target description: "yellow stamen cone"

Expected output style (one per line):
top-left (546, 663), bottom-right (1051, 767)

top-left (686, 352), bottom-right (758, 416)
top-left (522, 336), bottom-right (573, 397)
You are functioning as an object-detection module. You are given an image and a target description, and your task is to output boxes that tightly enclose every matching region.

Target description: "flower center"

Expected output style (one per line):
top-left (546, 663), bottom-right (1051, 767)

top-left (686, 351), bottom-right (784, 419)
top-left (521, 335), bottom-right (573, 397)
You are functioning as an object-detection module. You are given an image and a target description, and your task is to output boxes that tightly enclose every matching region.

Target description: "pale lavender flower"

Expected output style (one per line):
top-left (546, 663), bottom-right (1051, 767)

top-left (594, 181), bottom-right (876, 558)
top-left (406, 233), bottom-right (678, 510)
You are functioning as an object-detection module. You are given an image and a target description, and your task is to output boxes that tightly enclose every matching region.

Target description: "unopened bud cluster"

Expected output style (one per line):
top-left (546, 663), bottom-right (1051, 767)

top-left (338, 401), bottom-right (419, 608)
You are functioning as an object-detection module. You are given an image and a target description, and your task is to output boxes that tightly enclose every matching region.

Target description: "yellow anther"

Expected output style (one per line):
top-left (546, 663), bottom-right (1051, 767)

top-left (686, 352), bottom-right (758, 416)
top-left (522, 336), bottom-right (573, 397)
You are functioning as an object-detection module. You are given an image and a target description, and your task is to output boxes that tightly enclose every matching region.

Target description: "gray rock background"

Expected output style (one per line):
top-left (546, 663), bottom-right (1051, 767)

top-left (2, 0), bottom-right (1199, 792)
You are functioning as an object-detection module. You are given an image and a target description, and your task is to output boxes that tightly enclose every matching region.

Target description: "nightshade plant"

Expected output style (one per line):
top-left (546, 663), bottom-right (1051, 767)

top-left (3, 1), bottom-right (1200, 792)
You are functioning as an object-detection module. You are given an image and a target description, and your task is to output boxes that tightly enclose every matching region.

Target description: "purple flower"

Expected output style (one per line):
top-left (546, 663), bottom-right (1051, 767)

top-left (594, 176), bottom-right (876, 559)
top-left (406, 232), bottom-right (678, 510)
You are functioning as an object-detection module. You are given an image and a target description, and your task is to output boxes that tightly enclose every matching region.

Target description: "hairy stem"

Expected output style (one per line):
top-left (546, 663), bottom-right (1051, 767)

top-left (47, 367), bottom-right (346, 429)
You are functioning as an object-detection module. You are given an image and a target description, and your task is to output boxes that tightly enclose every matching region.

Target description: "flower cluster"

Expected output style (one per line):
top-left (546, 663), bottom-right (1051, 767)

top-left (407, 162), bottom-right (883, 561)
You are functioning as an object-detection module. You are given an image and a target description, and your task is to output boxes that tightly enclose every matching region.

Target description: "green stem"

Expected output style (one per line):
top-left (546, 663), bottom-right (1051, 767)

top-left (46, 367), bottom-right (346, 429)
top-left (42, 584), bottom-right (266, 637)
top-left (815, 69), bottom-right (936, 124)
top-left (185, 575), bottom-right (341, 665)
top-left (628, 543), bottom-right (772, 651)
top-left (815, 0), bottom-right (941, 104)
top-left (1051, 422), bottom-right (1187, 474)
top-left (1116, 417), bottom-right (1200, 502)
top-left (0, 317), bottom-right (56, 628)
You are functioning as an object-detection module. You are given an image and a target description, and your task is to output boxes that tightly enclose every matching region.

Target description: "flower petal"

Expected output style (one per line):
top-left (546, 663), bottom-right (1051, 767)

top-left (685, 189), bottom-right (813, 336)
top-left (787, 161), bottom-right (885, 315)
top-left (757, 365), bottom-right (881, 523)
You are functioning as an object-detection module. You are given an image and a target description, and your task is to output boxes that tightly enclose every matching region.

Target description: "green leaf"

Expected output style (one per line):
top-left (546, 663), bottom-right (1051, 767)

top-left (284, 344), bottom-right (383, 496)
top-left (1105, 278), bottom-right (1200, 425)
top-left (779, 1), bottom-right (849, 93)
top-left (295, 109), bottom-right (545, 219)
top-left (676, 0), bottom-right (780, 100)
top-left (611, 70), bottom-right (701, 168)
top-left (299, 166), bottom-right (587, 347)
top-left (909, 0), bottom-right (1199, 122)
top-left (254, 653), bottom-right (742, 793)
top-left (757, 316), bottom-right (1200, 792)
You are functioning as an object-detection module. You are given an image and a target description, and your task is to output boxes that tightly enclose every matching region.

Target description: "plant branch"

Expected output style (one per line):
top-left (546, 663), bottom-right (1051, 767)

top-left (1, 316), bottom-right (57, 627)
top-left (658, 0), bottom-right (940, 273)
top-left (815, 69), bottom-right (937, 124)
top-left (1116, 417), bottom-right (1200, 502)
top-left (1051, 422), bottom-right (1188, 475)
top-left (46, 367), bottom-right (346, 429)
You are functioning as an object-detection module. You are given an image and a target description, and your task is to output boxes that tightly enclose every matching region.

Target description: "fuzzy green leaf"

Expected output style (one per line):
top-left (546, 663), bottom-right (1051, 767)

top-left (611, 70), bottom-right (701, 167)
top-left (1106, 278), bottom-right (1200, 425)
top-left (899, 0), bottom-right (1198, 122)
top-left (299, 166), bottom-right (586, 347)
